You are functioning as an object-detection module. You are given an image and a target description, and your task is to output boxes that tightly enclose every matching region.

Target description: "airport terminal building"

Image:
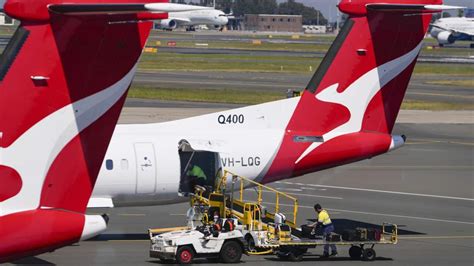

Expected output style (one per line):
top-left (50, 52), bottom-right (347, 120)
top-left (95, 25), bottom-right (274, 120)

top-left (244, 14), bottom-right (303, 32)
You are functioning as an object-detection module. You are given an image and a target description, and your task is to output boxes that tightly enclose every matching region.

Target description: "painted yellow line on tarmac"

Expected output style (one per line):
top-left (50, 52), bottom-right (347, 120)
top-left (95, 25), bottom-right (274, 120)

top-left (449, 141), bottom-right (474, 146)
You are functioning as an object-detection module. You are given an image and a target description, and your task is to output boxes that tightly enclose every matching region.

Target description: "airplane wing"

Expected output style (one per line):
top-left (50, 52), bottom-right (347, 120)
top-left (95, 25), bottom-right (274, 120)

top-left (49, 3), bottom-right (211, 14)
top-left (431, 24), bottom-right (474, 36)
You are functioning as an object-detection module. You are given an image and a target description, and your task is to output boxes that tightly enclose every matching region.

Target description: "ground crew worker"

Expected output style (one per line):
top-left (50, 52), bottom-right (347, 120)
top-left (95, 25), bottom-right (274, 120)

top-left (310, 203), bottom-right (337, 257)
top-left (186, 164), bottom-right (207, 192)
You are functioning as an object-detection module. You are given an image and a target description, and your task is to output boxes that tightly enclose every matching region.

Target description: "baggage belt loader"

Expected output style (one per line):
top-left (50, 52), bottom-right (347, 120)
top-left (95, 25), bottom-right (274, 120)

top-left (148, 170), bottom-right (398, 263)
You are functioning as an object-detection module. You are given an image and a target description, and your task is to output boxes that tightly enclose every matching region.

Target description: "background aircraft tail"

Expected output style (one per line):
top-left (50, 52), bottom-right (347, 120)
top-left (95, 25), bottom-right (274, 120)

top-left (0, 0), bottom-right (170, 261)
top-left (264, 0), bottom-right (443, 181)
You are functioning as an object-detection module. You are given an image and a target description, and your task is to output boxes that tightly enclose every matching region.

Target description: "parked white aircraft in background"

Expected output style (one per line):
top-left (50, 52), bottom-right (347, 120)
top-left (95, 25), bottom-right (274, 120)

top-left (430, 17), bottom-right (474, 47)
top-left (158, 6), bottom-right (229, 31)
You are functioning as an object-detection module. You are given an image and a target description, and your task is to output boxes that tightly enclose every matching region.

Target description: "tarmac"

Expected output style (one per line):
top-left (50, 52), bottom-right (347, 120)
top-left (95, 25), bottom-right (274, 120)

top-left (9, 102), bottom-right (473, 266)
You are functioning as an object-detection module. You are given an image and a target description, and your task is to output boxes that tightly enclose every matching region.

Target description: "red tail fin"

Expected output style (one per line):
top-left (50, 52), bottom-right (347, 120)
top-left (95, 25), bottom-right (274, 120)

top-left (0, 0), bottom-right (168, 261)
top-left (264, 0), bottom-right (441, 182)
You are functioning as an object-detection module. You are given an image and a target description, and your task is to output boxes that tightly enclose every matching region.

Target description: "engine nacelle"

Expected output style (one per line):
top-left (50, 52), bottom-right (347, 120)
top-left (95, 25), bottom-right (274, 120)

top-left (437, 31), bottom-right (455, 45)
top-left (160, 19), bottom-right (177, 29)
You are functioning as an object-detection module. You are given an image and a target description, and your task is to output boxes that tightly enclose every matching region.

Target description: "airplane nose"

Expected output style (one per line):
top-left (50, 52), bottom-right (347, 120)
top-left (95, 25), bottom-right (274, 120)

top-left (222, 17), bottom-right (228, 24)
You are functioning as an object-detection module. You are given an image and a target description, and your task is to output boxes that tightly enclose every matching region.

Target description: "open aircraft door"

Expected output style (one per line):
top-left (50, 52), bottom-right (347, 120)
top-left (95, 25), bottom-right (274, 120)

top-left (134, 143), bottom-right (157, 194)
top-left (178, 140), bottom-right (221, 196)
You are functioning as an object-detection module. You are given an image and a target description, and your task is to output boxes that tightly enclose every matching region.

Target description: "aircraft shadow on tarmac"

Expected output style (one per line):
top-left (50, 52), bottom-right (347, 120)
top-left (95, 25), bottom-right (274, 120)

top-left (88, 233), bottom-right (150, 241)
top-left (306, 218), bottom-right (425, 236)
top-left (10, 257), bottom-right (55, 265)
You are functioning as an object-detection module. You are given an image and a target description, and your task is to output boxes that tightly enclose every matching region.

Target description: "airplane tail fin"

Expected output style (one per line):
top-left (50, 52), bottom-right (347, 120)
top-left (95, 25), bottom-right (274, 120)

top-left (264, 0), bottom-right (444, 180)
top-left (0, 0), bottom-right (176, 261)
top-left (297, 0), bottom-right (442, 135)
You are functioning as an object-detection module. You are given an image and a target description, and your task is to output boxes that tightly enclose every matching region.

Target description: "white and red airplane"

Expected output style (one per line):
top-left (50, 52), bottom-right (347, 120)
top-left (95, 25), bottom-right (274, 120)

top-left (0, 0), bottom-right (211, 262)
top-left (89, 1), bottom-right (458, 209)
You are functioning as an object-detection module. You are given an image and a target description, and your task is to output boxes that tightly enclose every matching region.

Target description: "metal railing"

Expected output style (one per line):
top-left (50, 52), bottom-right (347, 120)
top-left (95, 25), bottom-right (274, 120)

top-left (217, 170), bottom-right (299, 227)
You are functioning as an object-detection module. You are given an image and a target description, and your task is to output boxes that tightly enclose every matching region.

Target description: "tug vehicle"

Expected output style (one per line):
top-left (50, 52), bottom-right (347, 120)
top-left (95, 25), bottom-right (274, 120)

top-left (149, 207), bottom-right (246, 264)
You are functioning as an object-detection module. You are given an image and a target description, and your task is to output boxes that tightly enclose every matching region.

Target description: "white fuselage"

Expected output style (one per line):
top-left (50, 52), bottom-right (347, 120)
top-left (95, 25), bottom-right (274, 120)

top-left (430, 17), bottom-right (474, 43)
top-left (170, 9), bottom-right (228, 27)
top-left (91, 98), bottom-right (299, 207)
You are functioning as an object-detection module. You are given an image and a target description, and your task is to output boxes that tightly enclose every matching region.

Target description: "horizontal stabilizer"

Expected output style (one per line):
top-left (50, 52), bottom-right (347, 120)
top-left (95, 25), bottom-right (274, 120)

top-left (49, 3), bottom-right (210, 15)
top-left (366, 4), bottom-right (465, 12)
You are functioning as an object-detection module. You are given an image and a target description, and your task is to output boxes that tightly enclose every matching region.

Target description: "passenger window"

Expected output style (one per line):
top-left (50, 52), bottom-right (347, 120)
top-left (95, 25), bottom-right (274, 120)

top-left (120, 159), bottom-right (129, 170)
top-left (105, 159), bottom-right (114, 170)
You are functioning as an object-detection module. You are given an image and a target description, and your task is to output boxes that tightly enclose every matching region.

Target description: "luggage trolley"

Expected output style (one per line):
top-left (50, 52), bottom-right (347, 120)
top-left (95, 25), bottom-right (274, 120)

top-left (263, 223), bottom-right (398, 261)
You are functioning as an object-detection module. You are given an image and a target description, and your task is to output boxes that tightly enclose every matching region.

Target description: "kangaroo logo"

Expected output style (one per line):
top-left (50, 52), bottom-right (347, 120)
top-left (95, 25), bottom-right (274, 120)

top-left (0, 65), bottom-right (137, 216)
top-left (295, 42), bottom-right (423, 164)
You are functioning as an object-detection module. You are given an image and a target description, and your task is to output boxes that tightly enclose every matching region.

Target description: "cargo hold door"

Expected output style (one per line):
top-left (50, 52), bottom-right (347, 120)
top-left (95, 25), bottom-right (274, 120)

top-left (134, 143), bottom-right (156, 194)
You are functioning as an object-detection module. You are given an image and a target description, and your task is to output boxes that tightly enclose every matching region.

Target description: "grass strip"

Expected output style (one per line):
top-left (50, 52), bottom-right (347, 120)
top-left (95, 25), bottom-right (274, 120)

top-left (128, 86), bottom-right (284, 105)
top-left (129, 86), bottom-right (474, 110)
top-left (401, 100), bottom-right (473, 110)
top-left (426, 80), bottom-right (474, 88)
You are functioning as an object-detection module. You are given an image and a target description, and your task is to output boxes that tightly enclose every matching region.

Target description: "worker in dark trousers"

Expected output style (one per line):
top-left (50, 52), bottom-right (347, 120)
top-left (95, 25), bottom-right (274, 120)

top-left (311, 203), bottom-right (338, 257)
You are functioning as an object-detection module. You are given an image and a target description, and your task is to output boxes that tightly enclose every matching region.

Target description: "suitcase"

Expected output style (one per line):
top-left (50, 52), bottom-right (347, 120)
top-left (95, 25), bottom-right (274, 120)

top-left (301, 225), bottom-right (313, 238)
top-left (342, 229), bottom-right (356, 241)
top-left (356, 228), bottom-right (368, 241)
top-left (367, 228), bottom-right (381, 241)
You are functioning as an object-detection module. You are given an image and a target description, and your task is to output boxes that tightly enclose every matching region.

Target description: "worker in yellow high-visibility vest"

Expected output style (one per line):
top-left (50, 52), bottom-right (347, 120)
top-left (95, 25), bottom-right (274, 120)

top-left (311, 203), bottom-right (338, 257)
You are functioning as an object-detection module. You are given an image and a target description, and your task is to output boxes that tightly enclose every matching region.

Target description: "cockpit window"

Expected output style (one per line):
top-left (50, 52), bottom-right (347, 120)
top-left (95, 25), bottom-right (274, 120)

top-left (0, 27), bottom-right (30, 81)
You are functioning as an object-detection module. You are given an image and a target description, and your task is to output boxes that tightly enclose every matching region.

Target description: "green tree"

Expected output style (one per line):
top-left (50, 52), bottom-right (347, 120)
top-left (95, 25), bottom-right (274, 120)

top-left (277, 0), bottom-right (327, 25)
top-left (233, 0), bottom-right (278, 16)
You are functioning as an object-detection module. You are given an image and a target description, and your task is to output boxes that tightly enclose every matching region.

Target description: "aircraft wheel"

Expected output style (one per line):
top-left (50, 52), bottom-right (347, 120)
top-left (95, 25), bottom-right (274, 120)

top-left (220, 240), bottom-right (243, 263)
top-left (362, 248), bottom-right (376, 261)
top-left (176, 246), bottom-right (194, 264)
top-left (349, 246), bottom-right (362, 260)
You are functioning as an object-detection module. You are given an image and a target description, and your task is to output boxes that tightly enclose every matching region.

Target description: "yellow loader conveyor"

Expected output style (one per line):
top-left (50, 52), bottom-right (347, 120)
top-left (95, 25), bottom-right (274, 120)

top-left (191, 170), bottom-right (298, 230)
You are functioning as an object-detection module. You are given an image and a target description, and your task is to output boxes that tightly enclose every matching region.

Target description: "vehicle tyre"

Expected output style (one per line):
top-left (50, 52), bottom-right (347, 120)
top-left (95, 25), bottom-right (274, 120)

top-left (362, 248), bottom-right (376, 261)
top-left (245, 234), bottom-right (256, 252)
top-left (349, 246), bottom-right (362, 260)
top-left (176, 246), bottom-right (194, 264)
top-left (220, 241), bottom-right (243, 263)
